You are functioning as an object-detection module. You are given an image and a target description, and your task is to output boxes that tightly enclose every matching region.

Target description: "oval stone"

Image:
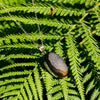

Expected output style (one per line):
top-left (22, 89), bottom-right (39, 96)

top-left (44, 52), bottom-right (68, 78)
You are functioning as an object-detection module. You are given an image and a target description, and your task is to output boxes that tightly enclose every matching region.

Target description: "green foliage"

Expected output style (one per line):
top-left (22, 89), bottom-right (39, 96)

top-left (66, 33), bottom-right (85, 100)
top-left (0, 0), bottom-right (100, 100)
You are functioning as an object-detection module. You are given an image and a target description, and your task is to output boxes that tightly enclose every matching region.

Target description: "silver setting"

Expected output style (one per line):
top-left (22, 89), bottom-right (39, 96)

top-left (39, 45), bottom-right (46, 55)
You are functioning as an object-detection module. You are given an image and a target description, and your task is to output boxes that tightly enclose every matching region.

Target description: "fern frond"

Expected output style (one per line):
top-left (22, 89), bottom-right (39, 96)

top-left (66, 33), bottom-right (85, 100)
top-left (50, 85), bottom-right (61, 95)
top-left (80, 21), bottom-right (100, 69)
top-left (82, 71), bottom-right (92, 84)
top-left (86, 79), bottom-right (96, 95)
top-left (67, 79), bottom-right (81, 99)
top-left (68, 95), bottom-right (81, 100)
top-left (41, 66), bottom-right (76, 100)
top-left (52, 92), bottom-right (63, 100)
top-left (0, 43), bottom-right (37, 49)
top-left (0, 16), bottom-right (71, 29)
top-left (42, 70), bottom-right (53, 100)
top-left (90, 6), bottom-right (100, 37)
top-left (92, 7), bottom-right (100, 22)
top-left (90, 88), bottom-right (100, 100)
top-left (0, 78), bottom-right (26, 86)
top-left (59, 78), bottom-right (68, 100)
top-left (0, 90), bottom-right (18, 98)
top-left (0, 33), bottom-right (60, 44)
top-left (28, 76), bottom-right (38, 100)
top-left (0, 1), bottom-right (100, 100)
top-left (16, 72), bottom-right (39, 100)
top-left (0, 6), bottom-right (51, 15)
top-left (68, 89), bottom-right (79, 95)
top-left (0, 54), bottom-right (39, 61)
top-left (80, 65), bottom-right (89, 73)
top-left (20, 85), bottom-right (28, 100)
top-left (0, 62), bottom-right (36, 71)
top-left (37, 0), bottom-right (97, 6)
top-left (24, 80), bottom-right (33, 100)
top-left (7, 96), bottom-right (18, 100)
top-left (0, 84), bottom-right (22, 95)
top-left (54, 41), bottom-right (63, 57)
top-left (54, 7), bottom-right (86, 16)
top-left (34, 68), bottom-right (43, 100)
top-left (1, 0), bottom-right (95, 17)
top-left (0, 70), bottom-right (32, 78)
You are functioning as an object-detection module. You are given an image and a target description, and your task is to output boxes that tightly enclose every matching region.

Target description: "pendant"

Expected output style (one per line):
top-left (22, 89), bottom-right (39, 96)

top-left (39, 46), bottom-right (68, 78)
top-left (44, 52), bottom-right (68, 78)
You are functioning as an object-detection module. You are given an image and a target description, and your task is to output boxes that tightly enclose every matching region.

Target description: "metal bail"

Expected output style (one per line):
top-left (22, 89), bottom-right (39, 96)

top-left (39, 45), bottom-right (46, 55)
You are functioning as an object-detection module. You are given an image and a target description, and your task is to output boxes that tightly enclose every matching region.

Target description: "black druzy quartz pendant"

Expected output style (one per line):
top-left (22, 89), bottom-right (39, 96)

top-left (44, 52), bottom-right (68, 78)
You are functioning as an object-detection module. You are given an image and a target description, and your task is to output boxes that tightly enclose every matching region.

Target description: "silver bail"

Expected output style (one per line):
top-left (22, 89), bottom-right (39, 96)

top-left (39, 45), bottom-right (46, 55)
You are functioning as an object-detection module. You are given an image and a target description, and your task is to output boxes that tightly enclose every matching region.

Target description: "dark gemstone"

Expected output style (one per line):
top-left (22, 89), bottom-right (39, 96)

top-left (44, 52), bottom-right (68, 78)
